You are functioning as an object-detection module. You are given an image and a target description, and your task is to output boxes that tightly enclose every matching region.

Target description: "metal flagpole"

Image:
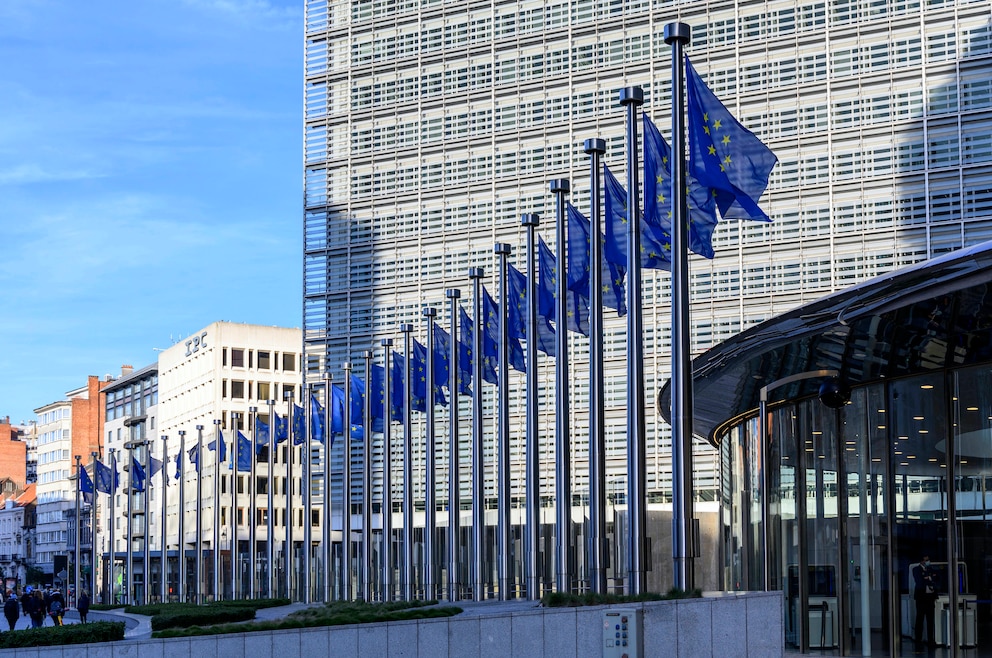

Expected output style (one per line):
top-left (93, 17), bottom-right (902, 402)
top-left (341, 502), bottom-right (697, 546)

top-left (284, 391), bottom-right (294, 601)
top-left (362, 350), bottom-right (374, 602)
top-left (177, 431), bottom-right (186, 603)
top-left (248, 407), bottom-right (258, 599)
top-left (126, 434), bottom-right (135, 605)
top-left (342, 362), bottom-right (353, 601)
top-left (619, 85), bottom-right (648, 595)
top-left (320, 371), bottom-right (332, 603)
top-left (160, 435), bottom-right (169, 603)
top-left (468, 268), bottom-right (485, 602)
top-left (380, 338), bottom-right (394, 602)
top-left (195, 426), bottom-right (207, 602)
top-left (494, 243), bottom-right (512, 600)
top-left (522, 212), bottom-right (541, 601)
top-left (551, 178), bottom-right (573, 594)
top-left (446, 288), bottom-right (461, 602)
top-left (231, 412), bottom-right (241, 601)
top-left (90, 451), bottom-right (99, 600)
top-left (423, 307), bottom-right (437, 601)
top-left (143, 440), bottom-right (152, 604)
top-left (266, 400), bottom-right (275, 599)
top-left (109, 447), bottom-right (116, 605)
top-left (664, 22), bottom-right (695, 592)
top-left (74, 455), bottom-right (81, 607)
top-left (583, 138), bottom-right (608, 595)
top-left (400, 324), bottom-right (414, 600)
top-left (303, 388), bottom-right (312, 605)
top-left (213, 419), bottom-right (222, 601)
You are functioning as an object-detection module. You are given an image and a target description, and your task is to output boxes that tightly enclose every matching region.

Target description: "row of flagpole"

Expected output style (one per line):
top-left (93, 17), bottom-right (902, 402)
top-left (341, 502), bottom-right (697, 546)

top-left (72, 28), bottom-right (775, 604)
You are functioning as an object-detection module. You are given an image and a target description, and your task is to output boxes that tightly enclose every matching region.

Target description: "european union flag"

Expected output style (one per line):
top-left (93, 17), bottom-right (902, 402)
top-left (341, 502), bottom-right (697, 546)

top-left (643, 112), bottom-right (720, 259)
top-left (328, 384), bottom-right (346, 440)
top-left (370, 363), bottom-right (386, 433)
top-left (173, 451), bottom-right (181, 480)
top-left (79, 465), bottom-right (94, 504)
top-left (434, 323), bottom-right (472, 396)
top-left (208, 432), bottom-right (228, 462)
top-left (567, 203), bottom-right (626, 316)
top-left (188, 443), bottom-right (200, 472)
top-left (292, 403), bottom-right (307, 445)
top-left (274, 413), bottom-right (288, 444)
top-left (539, 237), bottom-right (589, 337)
top-left (255, 417), bottom-right (270, 453)
top-left (349, 373), bottom-right (366, 438)
top-left (604, 164), bottom-right (671, 270)
top-left (686, 56), bottom-right (777, 223)
top-left (310, 392), bottom-right (325, 443)
top-left (390, 352), bottom-right (405, 421)
top-left (149, 455), bottom-right (164, 479)
top-left (460, 306), bottom-right (497, 386)
top-left (131, 456), bottom-right (146, 493)
top-left (94, 458), bottom-right (118, 494)
top-left (412, 339), bottom-right (447, 412)
top-left (508, 263), bottom-right (555, 357)
top-left (483, 286), bottom-right (525, 375)
top-left (236, 431), bottom-right (252, 472)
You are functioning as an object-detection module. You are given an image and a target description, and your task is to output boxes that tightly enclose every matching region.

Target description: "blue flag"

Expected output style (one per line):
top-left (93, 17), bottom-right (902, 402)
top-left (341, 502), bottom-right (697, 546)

top-left (348, 373), bottom-right (366, 438)
top-left (686, 56), bottom-right (777, 223)
top-left (390, 352), bottom-right (405, 420)
top-left (79, 465), bottom-right (94, 505)
top-left (188, 443), bottom-right (200, 472)
top-left (236, 431), bottom-right (252, 472)
top-left (311, 392), bottom-right (325, 443)
top-left (208, 431), bottom-right (228, 462)
top-left (483, 286), bottom-right (525, 375)
top-left (370, 363), bottom-right (386, 433)
top-left (173, 451), bottom-right (181, 480)
top-left (461, 306), bottom-right (497, 386)
top-left (642, 112), bottom-right (719, 259)
top-left (434, 323), bottom-right (472, 396)
top-left (255, 417), bottom-right (270, 453)
top-left (94, 458), bottom-right (118, 494)
top-left (508, 263), bottom-right (555, 357)
top-left (539, 237), bottom-right (589, 337)
top-left (149, 455), bottom-right (163, 479)
top-left (274, 413), bottom-right (289, 444)
top-left (292, 404), bottom-right (307, 445)
top-left (131, 456), bottom-right (146, 493)
top-left (411, 339), bottom-right (447, 412)
top-left (566, 203), bottom-right (626, 315)
top-left (604, 164), bottom-right (672, 270)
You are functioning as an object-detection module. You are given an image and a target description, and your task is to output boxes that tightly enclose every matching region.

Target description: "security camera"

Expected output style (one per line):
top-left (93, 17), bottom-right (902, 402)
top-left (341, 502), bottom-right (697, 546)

top-left (818, 378), bottom-right (850, 409)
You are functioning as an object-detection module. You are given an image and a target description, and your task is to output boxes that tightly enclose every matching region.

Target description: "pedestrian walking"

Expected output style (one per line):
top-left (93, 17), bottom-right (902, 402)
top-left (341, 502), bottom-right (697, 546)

top-left (77, 590), bottom-right (90, 624)
top-left (3, 591), bottom-right (19, 631)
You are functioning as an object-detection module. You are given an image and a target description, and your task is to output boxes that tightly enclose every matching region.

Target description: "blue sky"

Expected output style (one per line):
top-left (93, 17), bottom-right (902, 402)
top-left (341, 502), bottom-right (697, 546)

top-left (0, 0), bottom-right (302, 424)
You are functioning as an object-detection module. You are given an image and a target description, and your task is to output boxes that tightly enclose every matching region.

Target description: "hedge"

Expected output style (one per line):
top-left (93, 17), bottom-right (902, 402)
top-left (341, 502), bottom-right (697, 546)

top-left (0, 621), bottom-right (125, 648)
top-left (125, 597), bottom-right (289, 616)
top-left (541, 587), bottom-right (702, 608)
top-left (150, 606), bottom-right (256, 631)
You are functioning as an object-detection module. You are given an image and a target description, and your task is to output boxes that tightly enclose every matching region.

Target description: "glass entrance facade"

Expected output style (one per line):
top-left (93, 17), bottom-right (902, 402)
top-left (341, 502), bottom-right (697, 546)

top-left (720, 365), bottom-right (992, 654)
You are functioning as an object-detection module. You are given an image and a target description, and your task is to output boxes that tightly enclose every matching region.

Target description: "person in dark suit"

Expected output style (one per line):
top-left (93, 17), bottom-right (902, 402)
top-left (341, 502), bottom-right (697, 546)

top-left (913, 554), bottom-right (938, 646)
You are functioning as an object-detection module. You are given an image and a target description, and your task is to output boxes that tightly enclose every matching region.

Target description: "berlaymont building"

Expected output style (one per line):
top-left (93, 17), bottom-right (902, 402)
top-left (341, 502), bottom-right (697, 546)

top-left (301, 0), bottom-right (992, 652)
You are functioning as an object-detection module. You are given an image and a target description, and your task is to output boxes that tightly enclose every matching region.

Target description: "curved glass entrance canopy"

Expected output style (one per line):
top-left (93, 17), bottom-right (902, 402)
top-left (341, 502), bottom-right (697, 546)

top-left (659, 241), bottom-right (992, 655)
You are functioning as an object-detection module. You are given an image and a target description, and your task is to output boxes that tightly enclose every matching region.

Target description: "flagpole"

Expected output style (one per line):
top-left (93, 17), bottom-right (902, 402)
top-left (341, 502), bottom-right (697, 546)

top-left (126, 433), bottom-right (135, 604)
top-left (232, 413), bottom-right (241, 601)
top-left (266, 400), bottom-right (275, 599)
top-left (109, 447), bottom-right (116, 605)
top-left (195, 424), bottom-right (205, 604)
top-left (380, 338), bottom-right (394, 602)
top-left (445, 289), bottom-right (462, 602)
top-left (664, 22), bottom-right (695, 592)
top-left (494, 242), bottom-right (512, 601)
top-left (468, 268), bottom-right (485, 602)
top-left (521, 212), bottom-right (541, 601)
top-left (213, 419), bottom-right (222, 601)
top-left (583, 138), bottom-right (608, 594)
top-left (90, 450), bottom-right (99, 601)
top-left (619, 85), bottom-right (648, 595)
top-left (143, 440), bottom-right (152, 605)
top-left (177, 430), bottom-right (186, 603)
top-left (342, 362), bottom-right (353, 601)
top-left (74, 454), bottom-right (81, 607)
top-left (284, 391), bottom-right (295, 601)
top-left (362, 350), bottom-right (374, 602)
top-left (248, 407), bottom-right (258, 599)
top-left (303, 389), bottom-right (312, 605)
top-left (400, 324), bottom-right (414, 601)
top-left (551, 179), bottom-right (573, 595)
top-left (320, 372), bottom-right (332, 603)
top-left (423, 307), bottom-right (437, 601)
top-left (160, 435), bottom-right (169, 603)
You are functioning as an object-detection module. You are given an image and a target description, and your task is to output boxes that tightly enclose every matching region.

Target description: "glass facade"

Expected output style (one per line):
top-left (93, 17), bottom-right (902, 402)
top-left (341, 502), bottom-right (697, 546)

top-left (304, 0), bottom-right (992, 597)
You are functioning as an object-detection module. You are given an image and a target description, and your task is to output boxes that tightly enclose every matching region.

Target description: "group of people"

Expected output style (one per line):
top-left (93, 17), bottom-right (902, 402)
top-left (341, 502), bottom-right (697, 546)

top-left (0, 587), bottom-right (89, 630)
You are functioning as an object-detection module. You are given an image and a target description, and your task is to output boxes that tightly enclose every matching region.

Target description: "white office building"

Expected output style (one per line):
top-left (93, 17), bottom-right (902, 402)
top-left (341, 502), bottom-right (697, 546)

top-left (302, 0), bottom-right (992, 594)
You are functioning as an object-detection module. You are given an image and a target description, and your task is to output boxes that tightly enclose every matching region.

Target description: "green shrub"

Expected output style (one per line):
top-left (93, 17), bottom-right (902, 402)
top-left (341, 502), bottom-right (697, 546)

top-left (0, 621), bottom-right (125, 648)
top-left (150, 606), bottom-right (256, 631)
top-left (89, 603), bottom-right (124, 611)
top-left (126, 597), bottom-right (290, 616)
top-left (152, 600), bottom-right (462, 638)
top-left (541, 588), bottom-right (701, 608)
